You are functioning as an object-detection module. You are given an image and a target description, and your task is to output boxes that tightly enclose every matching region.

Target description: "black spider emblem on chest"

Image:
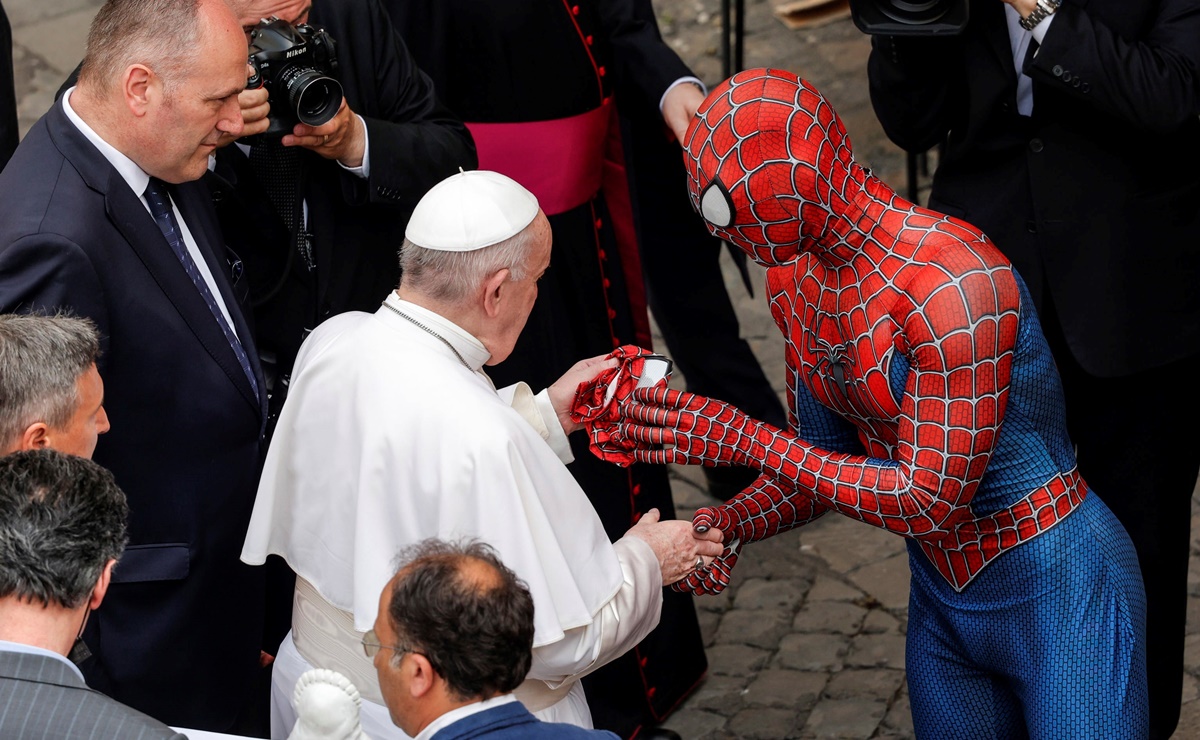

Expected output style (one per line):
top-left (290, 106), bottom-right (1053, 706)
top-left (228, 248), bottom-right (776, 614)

top-left (807, 334), bottom-right (855, 397)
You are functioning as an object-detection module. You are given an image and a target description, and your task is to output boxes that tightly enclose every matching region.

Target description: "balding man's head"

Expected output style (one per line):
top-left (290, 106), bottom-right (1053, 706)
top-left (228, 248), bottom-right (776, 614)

top-left (374, 539), bottom-right (535, 708)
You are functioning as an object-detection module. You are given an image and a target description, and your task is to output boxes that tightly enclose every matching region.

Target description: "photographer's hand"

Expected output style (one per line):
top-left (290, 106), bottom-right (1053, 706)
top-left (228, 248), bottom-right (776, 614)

top-left (284, 99), bottom-right (366, 168)
top-left (1000, 0), bottom-right (1038, 18)
top-left (218, 65), bottom-right (269, 148)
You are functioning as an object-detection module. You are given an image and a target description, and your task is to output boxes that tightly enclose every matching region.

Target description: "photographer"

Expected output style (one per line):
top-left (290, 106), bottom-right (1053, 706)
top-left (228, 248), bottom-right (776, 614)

top-left (211, 0), bottom-right (476, 427)
top-left (867, 1), bottom-right (1200, 737)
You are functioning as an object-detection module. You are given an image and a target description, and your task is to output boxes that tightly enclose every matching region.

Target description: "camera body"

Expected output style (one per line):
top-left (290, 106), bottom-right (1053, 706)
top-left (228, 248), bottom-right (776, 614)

top-left (246, 16), bottom-right (344, 137)
top-left (849, 0), bottom-right (969, 35)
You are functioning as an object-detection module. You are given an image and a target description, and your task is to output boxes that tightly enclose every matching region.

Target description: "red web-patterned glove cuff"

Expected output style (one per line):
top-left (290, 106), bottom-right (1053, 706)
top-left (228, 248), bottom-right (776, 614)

top-left (569, 345), bottom-right (666, 467)
top-left (699, 474), bottom-right (827, 544)
top-left (672, 535), bottom-right (744, 596)
top-left (617, 387), bottom-right (780, 470)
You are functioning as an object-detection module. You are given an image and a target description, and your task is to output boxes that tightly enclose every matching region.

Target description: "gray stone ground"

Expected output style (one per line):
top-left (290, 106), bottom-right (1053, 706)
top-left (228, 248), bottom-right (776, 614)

top-left (7, 0), bottom-right (1200, 736)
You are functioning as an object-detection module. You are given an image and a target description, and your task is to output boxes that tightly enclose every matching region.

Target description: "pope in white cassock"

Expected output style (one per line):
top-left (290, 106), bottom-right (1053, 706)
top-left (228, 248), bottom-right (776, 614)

top-left (240, 170), bottom-right (723, 739)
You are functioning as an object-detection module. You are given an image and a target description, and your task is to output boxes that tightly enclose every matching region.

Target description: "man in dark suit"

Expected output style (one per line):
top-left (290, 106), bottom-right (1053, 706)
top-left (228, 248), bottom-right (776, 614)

top-left (0, 0), bottom-right (17, 171)
top-left (0, 450), bottom-right (184, 740)
top-left (0, 0), bottom-right (271, 732)
top-left (369, 538), bottom-right (619, 740)
top-left (867, 2), bottom-right (1200, 736)
top-left (211, 0), bottom-right (475, 423)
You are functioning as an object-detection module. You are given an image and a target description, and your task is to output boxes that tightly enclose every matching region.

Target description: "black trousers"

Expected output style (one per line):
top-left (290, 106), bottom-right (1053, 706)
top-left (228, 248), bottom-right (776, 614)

top-left (1041, 293), bottom-right (1200, 740)
top-left (0, 0), bottom-right (18, 171)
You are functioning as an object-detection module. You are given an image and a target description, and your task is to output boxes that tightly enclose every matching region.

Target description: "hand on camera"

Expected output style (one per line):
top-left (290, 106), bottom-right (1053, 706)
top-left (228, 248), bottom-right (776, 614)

top-left (218, 73), bottom-right (270, 148)
top-left (283, 99), bottom-right (366, 168)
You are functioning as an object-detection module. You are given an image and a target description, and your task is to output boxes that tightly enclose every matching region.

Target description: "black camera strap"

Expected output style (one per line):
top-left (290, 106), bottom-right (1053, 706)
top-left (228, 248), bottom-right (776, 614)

top-left (249, 138), bottom-right (315, 272)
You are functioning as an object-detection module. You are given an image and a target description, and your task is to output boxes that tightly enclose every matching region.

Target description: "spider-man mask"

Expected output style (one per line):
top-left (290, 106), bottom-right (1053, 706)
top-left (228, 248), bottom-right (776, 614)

top-left (683, 68), bottom-right (859, 267)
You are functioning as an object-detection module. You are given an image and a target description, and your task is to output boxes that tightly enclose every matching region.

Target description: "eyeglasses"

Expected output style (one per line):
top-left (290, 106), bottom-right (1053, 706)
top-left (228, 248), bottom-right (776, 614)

top-left (361, 628), bottom-right (413, 659)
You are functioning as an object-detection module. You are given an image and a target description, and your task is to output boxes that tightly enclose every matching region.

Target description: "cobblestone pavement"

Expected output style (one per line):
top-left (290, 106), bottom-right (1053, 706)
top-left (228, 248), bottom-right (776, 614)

top-left (7, 0), bottom-right (1200, 737)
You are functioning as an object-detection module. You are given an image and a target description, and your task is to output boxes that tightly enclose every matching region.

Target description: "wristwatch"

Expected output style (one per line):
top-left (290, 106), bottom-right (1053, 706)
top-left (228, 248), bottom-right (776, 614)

top-left (1020, 0), bottom-right (1061, 31)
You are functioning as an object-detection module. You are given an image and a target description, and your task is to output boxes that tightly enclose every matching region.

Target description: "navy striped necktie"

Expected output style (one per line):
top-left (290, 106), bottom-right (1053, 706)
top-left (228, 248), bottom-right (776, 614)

top-left (144, 177), bottom-right (260, 403)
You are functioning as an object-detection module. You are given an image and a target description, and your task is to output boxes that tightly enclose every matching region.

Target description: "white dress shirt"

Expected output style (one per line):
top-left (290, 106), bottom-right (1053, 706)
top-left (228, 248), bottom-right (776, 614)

top-left (1004, 4), bottom-right (1057, 116)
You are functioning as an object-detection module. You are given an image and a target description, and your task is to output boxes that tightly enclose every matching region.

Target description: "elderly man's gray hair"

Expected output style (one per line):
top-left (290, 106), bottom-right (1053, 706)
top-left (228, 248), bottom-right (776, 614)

top-left (0, 449), bottom-right (128, 609)
top-left (398, 220), bottom-right (541, 303)
top-left (0, 313), bottom-right (100, 449)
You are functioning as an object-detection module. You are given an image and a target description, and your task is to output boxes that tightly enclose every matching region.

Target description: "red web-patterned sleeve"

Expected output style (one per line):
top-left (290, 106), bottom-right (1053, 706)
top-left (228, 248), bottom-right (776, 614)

top-left (623, 257), bottom-right (1021, 545)
top-left (766, 259), bottom-right (1020, 541)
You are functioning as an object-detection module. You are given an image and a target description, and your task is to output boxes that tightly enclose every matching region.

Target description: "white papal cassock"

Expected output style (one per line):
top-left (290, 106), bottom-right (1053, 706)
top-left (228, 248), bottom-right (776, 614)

top-left (241, 292), bottom-right (664, 739)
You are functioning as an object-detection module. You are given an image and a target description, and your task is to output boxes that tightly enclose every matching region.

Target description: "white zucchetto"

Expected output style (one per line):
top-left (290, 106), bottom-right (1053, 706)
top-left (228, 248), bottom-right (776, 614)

top-left (405, 169), bottom-right (540, 252)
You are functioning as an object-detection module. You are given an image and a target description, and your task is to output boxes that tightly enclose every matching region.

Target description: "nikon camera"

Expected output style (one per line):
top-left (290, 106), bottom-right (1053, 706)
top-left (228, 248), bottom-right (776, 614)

top-left (246, 17), bottom-right (344, 137)
top-left (849, 0), bottom-right (968, 35)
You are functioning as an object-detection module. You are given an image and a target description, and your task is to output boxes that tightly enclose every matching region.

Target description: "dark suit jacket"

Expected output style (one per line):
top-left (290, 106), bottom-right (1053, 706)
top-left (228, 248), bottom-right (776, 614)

top-left (0, 98), bottom-right (268, 731)
top-left (207, 0), bottom-right (476, 387)
top-left (430, 701), bottom-right (620, 740)
top-left (868, 0), bottom-right (1200, 377)
top-left (0, 0), bottom-right (17, 171)
top-left (0, 649), bottom-right (184, 740)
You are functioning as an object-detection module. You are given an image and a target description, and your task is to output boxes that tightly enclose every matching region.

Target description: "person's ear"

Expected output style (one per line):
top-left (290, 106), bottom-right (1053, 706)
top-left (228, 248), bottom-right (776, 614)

top-left (123, 64), bottom-right (157, 117)
top-left (18, 422), bottom-right (50, 451)
top-left (481, 268), bottom-right (512, 319)
top-left (89, 559), bottom-right (117, 611)
top-left (407, 653), bottom-right (438, 698)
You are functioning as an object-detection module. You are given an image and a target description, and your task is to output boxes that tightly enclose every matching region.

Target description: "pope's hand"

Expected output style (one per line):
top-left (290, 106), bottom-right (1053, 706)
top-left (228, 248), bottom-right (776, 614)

top-left (548, 355), bottom-right (618, 434)
top-left (284, 99), bottom-right (366, 167)
top-left (672, 535), bottom-right (743, 596)
top-left (623, 508), bottom-right (724, 586)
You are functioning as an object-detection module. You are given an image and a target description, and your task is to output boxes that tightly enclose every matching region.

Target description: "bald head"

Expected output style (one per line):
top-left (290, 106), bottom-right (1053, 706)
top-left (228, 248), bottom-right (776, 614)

top-left (78, 0), bottom-right (207, 94)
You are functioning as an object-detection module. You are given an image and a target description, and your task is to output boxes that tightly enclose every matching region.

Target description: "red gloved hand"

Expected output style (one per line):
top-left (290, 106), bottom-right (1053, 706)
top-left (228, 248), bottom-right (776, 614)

top-left (672, 474), bottom-right (827, 595)
top-left (672, 532), bottom-right (743, 595)
top-left (618, 386), bottom-right (782, 469)
top-left (571, 345), bottom-right (668, 466)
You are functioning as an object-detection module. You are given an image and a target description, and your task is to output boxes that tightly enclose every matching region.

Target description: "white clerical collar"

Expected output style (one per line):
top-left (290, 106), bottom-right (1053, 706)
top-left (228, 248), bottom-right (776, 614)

top-left (415, 694), bottom-right (517, 740)
top-left (61, 87), bottom-right (152, 201)
top-left (380, 292), bottom-right (491, 371)
top-left (0, 639), bottom-right (85, 683)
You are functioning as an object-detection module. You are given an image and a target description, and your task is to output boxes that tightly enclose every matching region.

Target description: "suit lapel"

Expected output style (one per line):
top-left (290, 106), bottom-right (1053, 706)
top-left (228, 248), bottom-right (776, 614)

top-left (106, 172), bottom-right (262, 416)
top-left (975, 0), bottom-right (1018, 73)
top-left (176, 181), bottom-right (268, 418)
top-left (45, 101), bottom-right (262, 417)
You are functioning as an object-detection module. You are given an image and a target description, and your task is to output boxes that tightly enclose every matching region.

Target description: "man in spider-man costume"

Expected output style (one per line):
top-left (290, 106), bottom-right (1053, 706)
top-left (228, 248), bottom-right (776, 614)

top-left (616, 68), bottom-right (1148, 737)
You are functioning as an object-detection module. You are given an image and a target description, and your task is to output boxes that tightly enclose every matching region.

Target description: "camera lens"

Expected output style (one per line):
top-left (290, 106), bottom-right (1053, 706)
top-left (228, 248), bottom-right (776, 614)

top-left (874, 0), bottom-right (956, 24)
top-left (283, 69), bottom-right (344, 127)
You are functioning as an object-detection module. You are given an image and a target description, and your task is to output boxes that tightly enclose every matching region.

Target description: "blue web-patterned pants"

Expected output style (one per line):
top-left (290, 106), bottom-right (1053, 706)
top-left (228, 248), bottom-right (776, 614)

top-left (906, 493), bottom-right (1148, 739)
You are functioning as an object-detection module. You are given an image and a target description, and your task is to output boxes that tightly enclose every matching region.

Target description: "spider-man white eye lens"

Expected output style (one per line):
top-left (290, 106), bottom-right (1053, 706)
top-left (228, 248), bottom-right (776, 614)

top-left (699, 181), bottom-right (734, 228)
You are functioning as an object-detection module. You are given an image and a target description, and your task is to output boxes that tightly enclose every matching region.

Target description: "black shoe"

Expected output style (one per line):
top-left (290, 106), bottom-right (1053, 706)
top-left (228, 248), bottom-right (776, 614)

top-left (702, 465), bottom-right (761, 502)
top-left (642, 730), bottom-right (683, 740)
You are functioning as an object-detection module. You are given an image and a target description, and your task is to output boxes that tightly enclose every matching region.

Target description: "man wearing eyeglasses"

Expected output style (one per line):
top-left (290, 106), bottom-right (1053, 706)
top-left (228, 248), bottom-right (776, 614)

top-left (363, 538), bottom-right (619, 740)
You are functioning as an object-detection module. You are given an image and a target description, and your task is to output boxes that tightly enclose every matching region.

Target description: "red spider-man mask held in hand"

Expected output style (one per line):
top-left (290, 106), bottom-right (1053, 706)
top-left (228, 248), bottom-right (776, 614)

top-left (682, 68), bottom-right (866, 267)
